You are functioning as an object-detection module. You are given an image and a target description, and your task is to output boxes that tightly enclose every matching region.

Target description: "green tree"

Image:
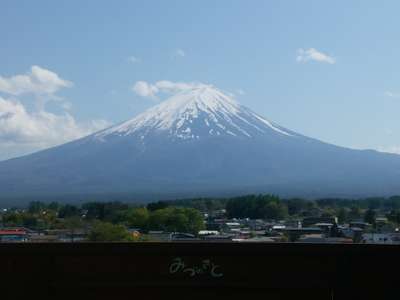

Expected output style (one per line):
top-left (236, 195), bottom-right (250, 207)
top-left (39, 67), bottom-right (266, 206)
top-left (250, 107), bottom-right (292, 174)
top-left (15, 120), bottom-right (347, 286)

top-left (58, 204), bottom-right (80, 218)
top-left (64, 216), bottom-right (84, 242)
top-left (387, 209), bottom-right (400, 224)
top-left (40, 210), bottom-right (57, 229)
top-left (147, 208), bottom-right (168, 231)
top-left (3, 212), bottom-right (24, 226)
top-left (47, 202), bottom-right (61, 212)
top-left (148, 207), bottom-right (205, 234)
top-left (262, 201), bottom-right (288, 220)
top-left (28, 201), bottom-right (46, 214)
top-left (337, 207), bottom-right (348, 224)
top-left (225, 194), bottom-right (285, 219)
top-left (348, 206), bottom-right (362, 220)
top-left (125, 207), bottom-right (149, 229)
top-left (88, 221), bottom-right (133, 242)
top-left (285, 198), bottom-right (310, 216)
top-left (147, 201), bottom-right (169, 211)
top-left (387, 196), bottom-right (400, 210)
top-left (366, 198), bottom-right (383, 210)
top-left (180, 207), bottom-right (205, 234)
top-left (82, 202), bottom-right (128, 222)
top-left (364, 209), bottom-right (376, 226)
top-left (23, 214), bottom-right (38, 228)
top-left (321, 207), bottom-right (336, 217)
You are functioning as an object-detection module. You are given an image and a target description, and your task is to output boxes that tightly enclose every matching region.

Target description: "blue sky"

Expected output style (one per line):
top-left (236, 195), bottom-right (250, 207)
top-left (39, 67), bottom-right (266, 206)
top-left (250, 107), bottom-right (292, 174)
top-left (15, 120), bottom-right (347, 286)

top-left (1, 0), bottom-right (400, 160)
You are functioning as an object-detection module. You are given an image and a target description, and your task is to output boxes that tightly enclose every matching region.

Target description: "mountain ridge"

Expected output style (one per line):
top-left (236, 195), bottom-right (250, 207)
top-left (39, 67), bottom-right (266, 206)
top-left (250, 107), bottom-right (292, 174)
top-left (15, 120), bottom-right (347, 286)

top-left (0, 86), bottom-right (400, 203)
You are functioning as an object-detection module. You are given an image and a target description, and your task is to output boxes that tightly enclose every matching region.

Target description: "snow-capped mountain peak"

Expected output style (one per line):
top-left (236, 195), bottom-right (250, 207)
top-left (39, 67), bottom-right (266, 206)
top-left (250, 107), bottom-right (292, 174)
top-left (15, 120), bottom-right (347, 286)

top-left (95, 85), bottom-right (293, 140)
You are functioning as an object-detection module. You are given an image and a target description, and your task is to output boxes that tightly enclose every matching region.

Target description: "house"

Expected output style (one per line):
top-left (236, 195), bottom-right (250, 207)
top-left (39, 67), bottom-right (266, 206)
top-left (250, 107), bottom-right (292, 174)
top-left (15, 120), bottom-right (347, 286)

top-left (233, 236), bottom-right (275, 243)
top-left (284, 227), bottom-right (322, 234)
top-left (206, 219), bottom-right (226, 231)
top-left (297, 234), bottom-right (326, 243)
top-left (147, 231), bottom-right (172, 241)
top-left (272, 225), bottom-right (286, 231)
top-left (127, 228), bottom-right (141, 239)
top-left (225, 222), bottom-right (241, 228)
top-left (302, 217), bottom-right (337, 227)
top-left (201, 234), bottom-right (234, 242)
top-left (389, 233), bottom-right (400, 244)
top-left (220, 221), bottom-right (242, 234)
top-left (198, 230), bottom-right (220, 236)
top-left (245, 219), bottom-right (268, 231)
top-left (284, 220), bottom-right (302, 228)
top-left (283, 227), bottom-right (322, 242)
top-left (362, 233), bottom-right (394, 244)
top-left (29, 235), bottom-right (59, 243)
top-left (349, 221), bottom-right (369, 229)
top-left (374, 217), bottom-right (391, 232)
top-left (43, 229), bottom-right (88, 242)
top-left (0, 228), bottom-right (28, 242)
top-left (170, 233), bottom-right (200, 241)
top-left (325, 237), bottom-right (353, 243)
top-left (340, 226), bottom-right (360, 239)
top-left (375, 217), bottom-right (388, 224)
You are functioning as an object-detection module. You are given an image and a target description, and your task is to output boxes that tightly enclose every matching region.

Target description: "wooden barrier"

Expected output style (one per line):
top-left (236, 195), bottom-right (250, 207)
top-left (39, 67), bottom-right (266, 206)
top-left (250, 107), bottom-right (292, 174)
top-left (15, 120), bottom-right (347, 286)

top-left (0, 242), bottom-right (398, 299)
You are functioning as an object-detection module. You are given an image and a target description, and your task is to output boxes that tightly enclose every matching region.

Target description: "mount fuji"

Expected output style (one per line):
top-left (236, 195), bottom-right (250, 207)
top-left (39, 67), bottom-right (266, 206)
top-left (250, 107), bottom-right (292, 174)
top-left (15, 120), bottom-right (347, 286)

top-left (1, 85), bottom-right (400, 203)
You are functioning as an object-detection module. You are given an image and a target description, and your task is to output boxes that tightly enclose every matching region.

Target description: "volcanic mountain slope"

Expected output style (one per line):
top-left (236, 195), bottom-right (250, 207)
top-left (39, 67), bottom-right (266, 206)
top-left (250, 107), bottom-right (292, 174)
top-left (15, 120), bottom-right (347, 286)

top-left (1, 85), bottom-right (400, 203)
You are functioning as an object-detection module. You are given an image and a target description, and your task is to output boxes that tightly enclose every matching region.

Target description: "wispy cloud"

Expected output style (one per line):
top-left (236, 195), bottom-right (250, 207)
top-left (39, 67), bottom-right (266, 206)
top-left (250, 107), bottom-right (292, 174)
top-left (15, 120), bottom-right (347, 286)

top-left (128, 56), bottom-right (141, 64)
top-left (296, 48), bottom-right (336, 64)
top-left (385, 91), bottom-right (400, 98)
top-left (173, 48), bottom-right (186, 58)
top-left (132, 80), bottom-right (208, 100)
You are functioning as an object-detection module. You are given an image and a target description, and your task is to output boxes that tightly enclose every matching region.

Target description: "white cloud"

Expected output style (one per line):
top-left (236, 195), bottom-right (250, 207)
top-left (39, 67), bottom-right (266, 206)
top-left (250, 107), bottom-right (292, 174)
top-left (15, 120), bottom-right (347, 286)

top-left (155, 80), bottom-right (202, 93)
top-left (0, 65), bottom-right (73, 96)
top-left (132, 81), bottom-right (160, 99)
top-left (132, 80), bottom-right (208, 99)
top-left (61, 102), bottom-right (73, 111)
top-left (296, 48), bottom-right (336, 64)
top-left (128, 56), bottom-right (141, 64)
top-left (0, 97), bottom-right (110, 160)
top-left (385, 91), bottom-right (400, 98)
top-left (0, 66), bottom-right (110, 160)
top-left (377, 146), bottom-right (400, 155)
top-left (174, 49), bottom-right (186, 58)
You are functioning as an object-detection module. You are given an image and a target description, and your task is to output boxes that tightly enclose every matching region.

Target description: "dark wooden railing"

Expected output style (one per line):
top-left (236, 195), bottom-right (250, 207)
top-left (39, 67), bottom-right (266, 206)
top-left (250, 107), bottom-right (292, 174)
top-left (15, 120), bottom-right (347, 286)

top-left (1, 243), bottom-right (398, 299)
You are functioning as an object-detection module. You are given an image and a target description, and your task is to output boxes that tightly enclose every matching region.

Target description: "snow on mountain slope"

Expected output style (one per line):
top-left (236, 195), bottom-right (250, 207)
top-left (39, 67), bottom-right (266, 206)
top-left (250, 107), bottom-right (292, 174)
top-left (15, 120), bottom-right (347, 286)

top-left (95, 85), bottom-right (294, 141)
